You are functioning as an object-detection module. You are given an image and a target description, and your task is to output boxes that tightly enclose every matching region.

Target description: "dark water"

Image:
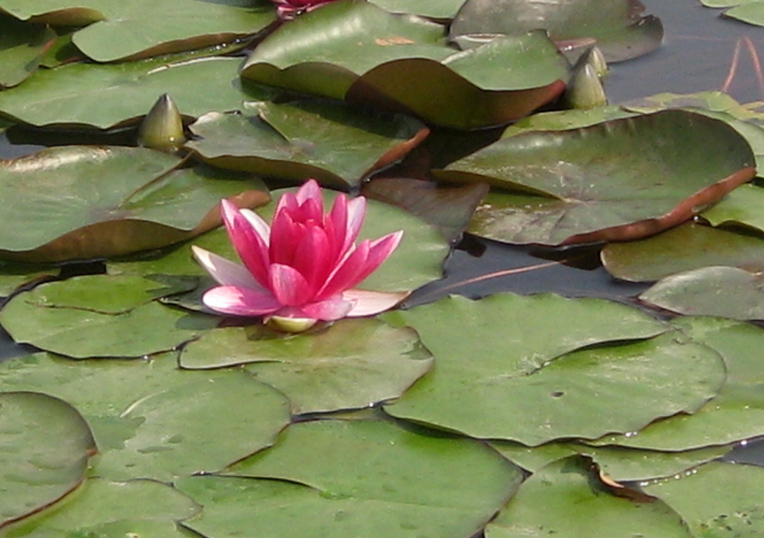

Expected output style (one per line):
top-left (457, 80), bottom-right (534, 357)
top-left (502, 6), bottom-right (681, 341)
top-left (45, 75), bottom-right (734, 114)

top-left (2, 0), bottom-right (764, 464)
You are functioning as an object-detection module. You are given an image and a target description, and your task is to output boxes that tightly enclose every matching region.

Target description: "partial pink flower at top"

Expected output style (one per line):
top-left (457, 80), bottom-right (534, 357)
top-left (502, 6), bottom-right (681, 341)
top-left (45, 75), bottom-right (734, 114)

top-left (192, 180), bottom-right (405, 332)
top-left (268, 0), bottom-right (338, 20)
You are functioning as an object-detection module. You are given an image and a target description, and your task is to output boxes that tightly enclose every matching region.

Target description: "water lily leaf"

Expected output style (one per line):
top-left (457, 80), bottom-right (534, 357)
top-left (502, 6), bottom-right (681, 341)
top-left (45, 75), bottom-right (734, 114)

top-left (644, 461), bottom-right (764, 537)
top-left (703, 183), bottom-right (764, 233)
top-left (0, 352), bottom-right (291, 483)
top-left (0, 261), bottom-right (56, 295)
top-left (0, 477), bottom-right (200, 538)
top-left (0, 0), bottom-right (275, 62)
top-left (186, 100), bottom-right (428, 190)
top-left (602, 222), bottom-right (764, 282)
top-left (597, 317), bottom-right (764, 451)
top-left (382, 294), bottom-right (705, 445)
top-left (485, 456), bottom-right (692, 538)
top-left (180, 318), bottom-right (433, 414)
top-left (370, 0), bottom-right (465, 19)
top-left (450, 0), bottom-right (663, 62)
top-left (640, 266), bottom-right (764, 320)
top-left (491, 440), bottom-right (731, 482)
top-left (0, 276), bottom-right (219, 358)
top-left (500, 105), bottom-right (638, 137)
top-left (0, 391), bottom-right (96, 530)
top-left (0, 56), bottom-right (273, 129)
top-left (0, 16), bottom-right (55, 88)
top-left (180, 419), bottom-right (522, 538)
top-left (713, 1), bottom-right (764, 27)
top-left (361, 178), bottom-right (489, 243)
top-left (0, 147), bottom-right (269, 262)
top-left (241, 1), bottom-right (570, 129)
top-left (437, 110), bottom-right (756, 246)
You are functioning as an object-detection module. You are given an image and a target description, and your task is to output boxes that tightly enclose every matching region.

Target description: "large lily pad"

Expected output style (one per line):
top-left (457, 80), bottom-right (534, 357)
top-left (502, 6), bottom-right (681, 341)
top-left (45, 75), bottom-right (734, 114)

top-left (0, 391), bottom-right (96, 530)
top-left (450, 0), bottom-right (664, 62)
top-left (486, 456), bottom-right (692, 538)
top-left (241, 1), bottom-right (569, 129)
top-left (186, 100), bottom-right (428, 190)
top-left (181, 418), bottom-right (522, 538)
top-left (180, 318), bottom-right (433, 414)
top-left (0, 147), bottom-right (268, 262)
top-left (0, 275), bottom-right (219, 358)
top-left (1, 477), bottom-right (200, 538)
top-left (702, 183), bottom-right (764, 233)
top-left (0, 0), bottom-right (275, 62)
top-left (0, 56), bottom-right (273, 129)
top-left (436, 109), bottom-right (755, 246)
top-left (0, 16), bottom-right (55, 88)
top-left (601, 222), bottom-right (764, 282)
top-left (0, 352), bottom-right (291, 482)
top-left (381, 294), bottom-right (709, 445)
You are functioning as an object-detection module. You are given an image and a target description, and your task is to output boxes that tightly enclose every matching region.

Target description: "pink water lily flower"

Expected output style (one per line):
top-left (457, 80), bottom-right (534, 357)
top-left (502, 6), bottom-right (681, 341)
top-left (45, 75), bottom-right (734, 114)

top-left (269, 0), bottom-right (338, 19)
top-left (192, 180), bottom-right (405, 331)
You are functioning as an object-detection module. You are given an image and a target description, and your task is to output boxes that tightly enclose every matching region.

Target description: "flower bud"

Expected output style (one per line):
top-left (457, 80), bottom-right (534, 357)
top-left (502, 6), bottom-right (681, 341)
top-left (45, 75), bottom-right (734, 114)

top-left (564, 64), bottom-right (608, 110)
top-left (138, 93), bottom-right (185, 152)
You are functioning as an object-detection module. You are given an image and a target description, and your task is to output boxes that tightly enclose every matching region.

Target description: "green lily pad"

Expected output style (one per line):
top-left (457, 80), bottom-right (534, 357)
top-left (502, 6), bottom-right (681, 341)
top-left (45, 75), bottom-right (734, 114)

top-left (1, 477), bottom-right (200, 538)
top-left (0, 56), bottom-right (273, 129)
top-left (0, 261), bottom-right (56, 295)
top-left (0, 0), bottom-right (275, 62)
top-left (241, 1), bottom-right (570, 129)
top-left (186, 100), bottom-right (428, 190)
top-left (370, 0), bottom-right (465, 19)
top-left (177, 418), bottom-right (522, 538)
top-left (644, 461), bottom-right (764, 537)
top-left (700, 0), bottom-right (764, 27)
top-left (0, 276), bottom-right (219, 358)
top-left (0, 147), bottom-right (269, 262)
top-left (491, 440), bottom-right (731, 482)
top-left (639, 266), bottom-right (764, 320)
top-left (601, 222), bottom-right (764, 282)
top-left (500, 105), bottom-right (638, 137)
top-left (596, 317), bottom-right (764, 451)
top-left (0, 16), bottom-right (55, 88)
top-left (0, 391), bottom-right (96, 530)
top-left (485, 456), bottom-right (693, 538)
top-left (180, 318), bottom-right (433, 414)
top-left (382, 293), bottom-right (703, 445)
top-left (450, 0), bottom-right (664, 62)
top-left (703, 183), bottom-right (764, 233)
top-left (436, 110), bottom-right (755, 246)
top-left (0, 352), bottom-right (291, 482)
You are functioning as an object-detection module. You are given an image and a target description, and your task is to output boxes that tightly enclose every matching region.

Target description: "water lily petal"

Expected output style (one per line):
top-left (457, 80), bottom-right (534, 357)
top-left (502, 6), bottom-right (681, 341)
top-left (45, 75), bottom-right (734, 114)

top-left (315, 241), bottom-right (371, 300)
top-left (202, 285), bottom-right (281, 317)
top-left (293, 224), bottom-right (332, 294)
top-left (191, 246), bottom-right (262, 290)
top-left (270, 210), bottom-right (301, 266)
top-left (221, 200), bottom-right (271, 288)
top-left (301, 296), bottom-right (355, 321)
top-left (295, 178), bottom-right (322, 205)
top-left (343, 196), bottom-right (366, 252)
top-left (348, 231), bottom-right (404, 289)
top-left (270, 263), bottom-right (313, 306)
top-left (343, 289), bottom-right (409, 317)
top-left (240, 208), bottom-right (271, 248)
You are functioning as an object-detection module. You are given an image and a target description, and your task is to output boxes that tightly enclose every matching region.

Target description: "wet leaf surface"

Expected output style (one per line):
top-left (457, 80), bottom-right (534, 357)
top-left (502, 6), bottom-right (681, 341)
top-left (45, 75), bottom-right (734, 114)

top-left (0, 16), bottom-right (55, 89)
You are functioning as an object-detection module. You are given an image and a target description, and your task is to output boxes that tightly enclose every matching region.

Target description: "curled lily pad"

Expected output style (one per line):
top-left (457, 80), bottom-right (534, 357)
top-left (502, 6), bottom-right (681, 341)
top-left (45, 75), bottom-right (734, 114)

top-left (0, 56), bottom-right (273, 129)
top-left (450, 0), bottom-right (664, 62)
top-left (0, 391), bottom-right (96, 530)
top-left (0, 16), bottom-right (55, 88)
top-left (0, 147), bottom-right (268, 262)
top-left (186, 100), bottom-right (428, 190)
top-left (179, 318), bottom-right (433, 414)
top-left (241, 0), bottom-right (570, 129)
top-left (437, 109), bottom-right (756, 246)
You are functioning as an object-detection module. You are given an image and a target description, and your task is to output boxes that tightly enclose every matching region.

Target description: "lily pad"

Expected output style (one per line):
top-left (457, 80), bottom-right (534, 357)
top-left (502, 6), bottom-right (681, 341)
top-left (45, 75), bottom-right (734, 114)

top-left (241, 1), bottom-right (570, 129)
top-left (703, 183), bottom-right (764, 233)
top-left (381, 293), bottom-right (707, 445)
top-left (186, 100), bottom-right (428, 190)
top-left (0, 147), bottom-right (269, 262)
top-left (0, 275), bottom-right (219, 358)
top-left (180, 318), bottom-right (433, 414)
top-left (450, 0), bottom-right (664, 62)
top-left (436, 109), bottom-right (755, 246)
top-left (1, 477), bottom-right (200, 538)
top-left (596, 317), bottom-right (764, 451)
top-left (0, 391), bottom-right (96, 530)
top-left (639, 266), bottom-right (764, 320)
top-left (701, 0), bottom-right (764, 27)
top-left (180, 418), bottom-right (523, 538)
top-left (0, 56), bottom-right (273, 129)
top-left (0, 352), bottom-right (291, 482)
top-left (485, 456), bottom-right (692, 538)
top-left (370, 0), bottom-right (465, 19)
top-left (0, 261), bottom-right (56, 295)
top-left (601, 222), bottom-right (764, 282)
top-left (0, 16), bottom-right (55, 88)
